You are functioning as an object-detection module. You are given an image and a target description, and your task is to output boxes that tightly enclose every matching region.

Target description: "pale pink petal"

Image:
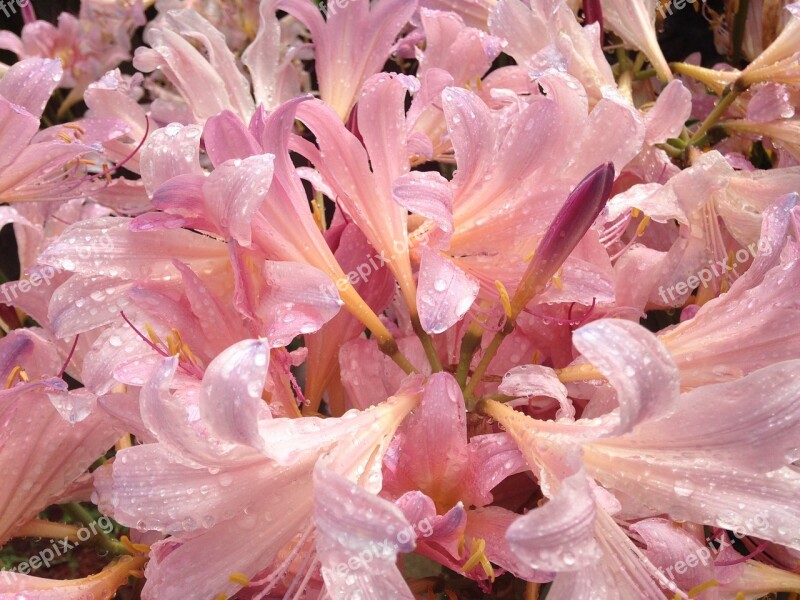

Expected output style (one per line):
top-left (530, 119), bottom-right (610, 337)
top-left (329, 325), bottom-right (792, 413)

top-left (747, 83), bottom-right (795, 122)
top-left (139, 123), bottom-right (203, 197)
top-left (387, 372), bottom-right (469, 503)
top-left (601, 0), bottom-right (672, 81)
top-left (257, 260), bottom-right (343, 347)
top-left (48, 275), bottom-right (134, 339)
top-left (498, 364), bottom-right (574, 420)
top-left (0, 98), bottom-right (39, 171)
top-left (38, 217), bottom-right (226, 280)
top-left (392, 170), bottom-right (454, 239)
top-left (199, 339), bottom-right (272, 451)
top-left (203, 110), bottom-right (262, 166)
top-left (202, 154), bottom-right (275, 247)
top-left (464, 434), bottom-right (528, 507)
top-left (506, 470), bottom-right (601, 571)
top-left (418, 8), bottom-right (502, 86)
top-left (0, 58), bottom-right (62, 118)
top-left (416, 247), bottom-right (479, 334)
top-left (619, 361), bottom-right (800, 473)
top-left (314, 466), bottom-right (415, 600)
top-left (572, 319), bottom-right (680, 435)
top-left (139, 357), bottom-right (257, 467)
top-left (629, 519), bottom-right (715, 594)
top-left (644, 80), bottom-right (692, 144)
top-left (0, 382), bottom-right (120, 544)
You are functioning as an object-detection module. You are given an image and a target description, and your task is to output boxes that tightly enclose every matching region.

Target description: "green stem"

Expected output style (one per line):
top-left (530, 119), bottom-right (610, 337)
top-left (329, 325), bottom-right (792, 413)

top-left (455, 327), bottom-right (483, 389)
top-left (463, 320), bottom-right (514, 400)
top-left (411, 316), bottom-right (442, 373)
top-left (688, 87), bottom-right (741, 146)
top-left (63, 503), bottom-right (129, 556)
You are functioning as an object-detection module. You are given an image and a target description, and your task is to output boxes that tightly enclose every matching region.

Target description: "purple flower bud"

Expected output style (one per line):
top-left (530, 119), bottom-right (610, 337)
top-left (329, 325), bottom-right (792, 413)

top-left (511, 162), bottom-right (615, 318)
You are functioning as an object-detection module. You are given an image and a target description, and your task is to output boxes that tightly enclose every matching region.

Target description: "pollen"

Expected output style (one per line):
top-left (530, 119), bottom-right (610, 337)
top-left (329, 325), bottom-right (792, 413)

top-left (494, 280), bottom-right (513, 319)
top-left (461, 538), bottom-right (495, 582)
top-left (228, 572), bottom-right (251, 586)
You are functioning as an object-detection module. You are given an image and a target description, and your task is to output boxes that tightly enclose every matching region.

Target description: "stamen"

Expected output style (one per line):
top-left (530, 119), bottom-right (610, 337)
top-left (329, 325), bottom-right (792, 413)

top-left (4, 366), bottom-right (29, 389)
top-left (59, 335), bottom-right (80, 378)
top-left (120, 312), bottom-right (169, 358)
top-left (636, 216), bottom-right (651, 237)
top-left (555, 363), bottom-right (604, 383)
top-left (688, 579), bottom-right (719, 598)
top-left (228, 572), bottom-right (251, 586)
top-left (494, 280), bottom-right (513, 319)
top-left (462, 538), bottom-right (495, 581)
top-left (631, 208), bottom-right (640, 218)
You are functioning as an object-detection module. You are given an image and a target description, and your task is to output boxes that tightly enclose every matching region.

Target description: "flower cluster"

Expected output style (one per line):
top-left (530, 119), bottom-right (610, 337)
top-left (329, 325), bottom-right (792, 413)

top-left (1, 0), bottom-right (800, 599)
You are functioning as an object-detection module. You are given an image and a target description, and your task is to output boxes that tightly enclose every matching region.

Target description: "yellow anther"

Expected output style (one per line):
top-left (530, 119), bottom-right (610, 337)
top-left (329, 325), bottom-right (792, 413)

top-left (120, 535), bottom-right (151, 554)
top-left (494, 280), bottom-right (513, 319)
top-left (727, 250), bottom-right (736, 269)
top-left (720, 278), bottom-right (730, 293)
top-left (311, 193), bottom-right (326, 233)
top-left (476, 76), bottom-right (483, 91)
top-left (58, 131), bottom-right (74, 143)
top-left (145, 323), bottom-right (163, 347)
top-left (689, 579), bottom-right (719, 598)
top-left (63, 123), bottom-right (86, 134)
top-left (228, 572), bottom-right (250, 586)
top-left (531, 349), bottom-right (540, 365)
top-left (636, 216), bottom-right (651, 237)
top-left (524, 249), bottom-right (536, 262)
top-left (4, 366), bottom-right (29, 389)
top-left (631, 207), bottom-right (640, 218)
top-left (552, 268), bottom-right (564, 290)
top-left (215, 595), bottom-right (227, 600)
top-left (734, 593), bottom-right (746, 600)
top-left (78, 158), bottom-right (97, 165)
top-left (465, 80), bottom-right (473, 92)
top-left (461, 538), bottom-right (495, 582)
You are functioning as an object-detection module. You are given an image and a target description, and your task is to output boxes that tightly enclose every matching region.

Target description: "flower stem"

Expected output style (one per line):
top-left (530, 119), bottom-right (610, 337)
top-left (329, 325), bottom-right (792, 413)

top-left (411, 314), bottom-right (442, 373)
top-left (63, 503), bottom-right (130, 556)
top-left (688, 87), bottom-right (741, 146)
top-left (463, 319), bottom-right (514, 399)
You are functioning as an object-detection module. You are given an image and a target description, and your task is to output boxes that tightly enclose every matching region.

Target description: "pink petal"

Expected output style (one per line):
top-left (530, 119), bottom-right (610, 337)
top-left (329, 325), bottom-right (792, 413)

top-left (747, 83), bottom-right (795, 122)
top-left (416, 247), bottom-right (479, 334)
top-left (499, 364), bottom-right (574, 420)
top-left (392, 170), bottom-right (454, 239)
top-left (506, 470), bottom-right (601, 571)
top-left (0, 98), bottom-right (39, 171)
top-left (203, 110), bottom-right (262, 166)
top-left (202, 154), bottom-right (275, 247)
top-left (199, 339), bottom-right (272, 451)
top-left (629, 519), bottom-right (715, 594)
top-left (48, 275), bottom-right (134, 339)
top-left (38, 217), bottom-right (226, 280)
top-left (388, 372), bottom-right (469, 503)
top-left (644, 80), bottom-right (692, 144)
top-left (314, 466), bottom-right (415, 599)
top-left (257, 260), bottom-right (343, 347)
top-left (572, 319), bottom-right (679, 434)
top-left (139, 123), bottom-right (203, 197)
top-left (0, 382), bottom-right (120, 544)
top-left (621, 361), bottom-right (800, 472)
top-left (0, 58), bottom-right (62, 118)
